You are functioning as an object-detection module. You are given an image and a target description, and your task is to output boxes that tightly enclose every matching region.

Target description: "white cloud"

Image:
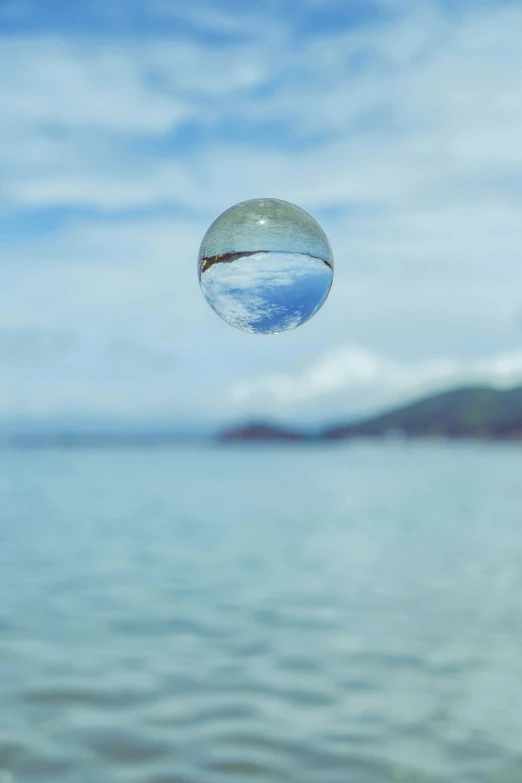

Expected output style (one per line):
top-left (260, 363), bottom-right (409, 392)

top-left (1, 2), bottom-right (521, 214)
top-left (151, 0), bottom-right (284, 41)
top-left (0, 40), bottom-right (191, 136)
top-left (227, 345), bottom-right (522, 422)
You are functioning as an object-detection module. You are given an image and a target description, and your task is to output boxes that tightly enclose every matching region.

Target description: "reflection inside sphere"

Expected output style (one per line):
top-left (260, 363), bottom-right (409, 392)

top-left (200, 251), bottom-right (332, 335)
top-left (198, 198), bottom-right (334, 334)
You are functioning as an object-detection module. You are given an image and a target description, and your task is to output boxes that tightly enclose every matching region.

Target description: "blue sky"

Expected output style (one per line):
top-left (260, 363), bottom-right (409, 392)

top-left (1, 0), bottom-right (522, 429)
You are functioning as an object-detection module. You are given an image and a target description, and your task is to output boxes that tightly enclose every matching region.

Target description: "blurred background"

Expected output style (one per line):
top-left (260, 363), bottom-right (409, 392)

top-left (1, 0), bottom-right (522, 781)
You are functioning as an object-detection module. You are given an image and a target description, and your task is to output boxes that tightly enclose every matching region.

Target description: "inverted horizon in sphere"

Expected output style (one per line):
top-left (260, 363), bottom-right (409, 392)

top-left (198, 198), bottom-right (334, 334)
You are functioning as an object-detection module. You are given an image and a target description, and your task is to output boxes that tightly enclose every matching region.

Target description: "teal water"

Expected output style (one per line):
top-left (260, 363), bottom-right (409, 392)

top-left (1, 442), bottom-right (522, 782)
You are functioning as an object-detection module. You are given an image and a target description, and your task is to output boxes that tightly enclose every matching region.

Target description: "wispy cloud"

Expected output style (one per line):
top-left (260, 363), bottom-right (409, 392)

top-left (2, 1), bottom-right (521, 214)
top-left (228, 346), bottom-right (522, 423)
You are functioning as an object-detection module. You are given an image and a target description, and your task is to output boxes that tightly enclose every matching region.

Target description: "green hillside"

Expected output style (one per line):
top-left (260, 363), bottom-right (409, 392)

top-left (218, 386), bottom-right (522, 442)
top-left (323, 386), bottom-right (522, 440)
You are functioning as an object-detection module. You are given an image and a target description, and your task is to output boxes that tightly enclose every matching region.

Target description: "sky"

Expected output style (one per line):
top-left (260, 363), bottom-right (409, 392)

top-left (1, 0), bottom-right (522, 430)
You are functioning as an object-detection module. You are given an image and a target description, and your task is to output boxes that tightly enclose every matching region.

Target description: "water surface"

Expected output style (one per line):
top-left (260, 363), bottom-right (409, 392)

top-left (1, 442), bottom-right (522, 782)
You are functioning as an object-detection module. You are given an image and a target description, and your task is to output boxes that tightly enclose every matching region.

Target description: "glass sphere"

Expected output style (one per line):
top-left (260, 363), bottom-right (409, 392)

top-left (198, 198), bottom-right (333, 334)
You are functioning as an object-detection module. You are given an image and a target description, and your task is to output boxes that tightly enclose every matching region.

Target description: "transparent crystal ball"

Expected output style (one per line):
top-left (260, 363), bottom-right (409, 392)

top-left (198, 198), bottom-right (334, 334)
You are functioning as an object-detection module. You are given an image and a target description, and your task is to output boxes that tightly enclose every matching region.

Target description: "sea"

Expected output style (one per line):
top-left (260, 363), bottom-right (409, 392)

top-left (1, 441), bottom-right (522, 783)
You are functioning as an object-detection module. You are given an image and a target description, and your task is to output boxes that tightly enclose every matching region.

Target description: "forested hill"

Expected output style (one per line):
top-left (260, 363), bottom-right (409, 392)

top-left (219, 386), bottom-right (522, 442)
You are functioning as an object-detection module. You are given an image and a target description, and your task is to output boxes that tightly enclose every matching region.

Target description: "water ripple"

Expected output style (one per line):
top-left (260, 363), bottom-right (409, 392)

top-left (2, 445), bottom-right (522, 782)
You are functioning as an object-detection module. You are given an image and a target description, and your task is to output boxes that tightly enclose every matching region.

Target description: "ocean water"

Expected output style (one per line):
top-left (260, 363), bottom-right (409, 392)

top-left (1, 442), bottom-right (522, 782)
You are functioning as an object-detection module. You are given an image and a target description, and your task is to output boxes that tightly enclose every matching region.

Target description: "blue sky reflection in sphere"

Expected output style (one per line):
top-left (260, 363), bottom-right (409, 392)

top-left (198, 198), bottom-right (334, 334)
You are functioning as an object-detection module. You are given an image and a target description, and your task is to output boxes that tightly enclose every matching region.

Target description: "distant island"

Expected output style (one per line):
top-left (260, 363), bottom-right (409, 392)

top-left (219, 385), bottom-right (522, 443)
top-left (3, 385), bottom-right (522, 448)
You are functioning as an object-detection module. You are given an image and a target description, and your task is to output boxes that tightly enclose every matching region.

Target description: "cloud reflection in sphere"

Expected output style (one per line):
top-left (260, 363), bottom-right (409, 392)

top-left (198, 198), bottom-right (334, 334)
